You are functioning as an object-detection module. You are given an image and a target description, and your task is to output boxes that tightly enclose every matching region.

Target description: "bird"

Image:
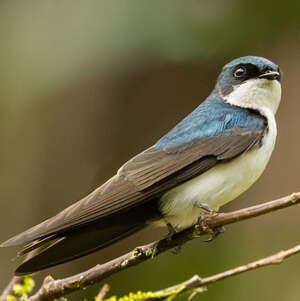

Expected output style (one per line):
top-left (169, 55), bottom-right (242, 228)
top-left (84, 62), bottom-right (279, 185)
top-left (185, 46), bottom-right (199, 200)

top-left (1, 56), bottom-right (282, 275)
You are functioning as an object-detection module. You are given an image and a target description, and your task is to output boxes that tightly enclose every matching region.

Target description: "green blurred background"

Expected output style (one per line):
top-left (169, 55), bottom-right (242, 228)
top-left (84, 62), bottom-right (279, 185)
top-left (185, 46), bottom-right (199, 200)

top-left (1, 1), bottom-right (300, 300)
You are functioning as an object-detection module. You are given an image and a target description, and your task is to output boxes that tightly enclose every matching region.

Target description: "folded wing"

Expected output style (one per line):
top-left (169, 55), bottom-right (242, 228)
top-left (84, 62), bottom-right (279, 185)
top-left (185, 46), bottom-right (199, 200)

top-left (1, 127), bottom-right (265, 248)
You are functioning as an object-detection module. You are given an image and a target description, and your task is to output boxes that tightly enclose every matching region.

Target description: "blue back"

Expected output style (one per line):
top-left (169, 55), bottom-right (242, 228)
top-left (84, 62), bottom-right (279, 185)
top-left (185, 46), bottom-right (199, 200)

top-left (155, 93), bottom-right (266, 149)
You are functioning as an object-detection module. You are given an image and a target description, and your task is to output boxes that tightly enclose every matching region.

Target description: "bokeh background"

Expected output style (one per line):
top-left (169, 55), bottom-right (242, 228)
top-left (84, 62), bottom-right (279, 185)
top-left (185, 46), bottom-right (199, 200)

top-left (1, 1), bottom-right (300, 300)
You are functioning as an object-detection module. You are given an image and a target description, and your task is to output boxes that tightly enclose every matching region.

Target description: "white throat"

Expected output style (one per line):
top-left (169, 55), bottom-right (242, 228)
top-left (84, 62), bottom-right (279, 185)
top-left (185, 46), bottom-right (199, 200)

top-left (223, 78), bottom-right (282, 116)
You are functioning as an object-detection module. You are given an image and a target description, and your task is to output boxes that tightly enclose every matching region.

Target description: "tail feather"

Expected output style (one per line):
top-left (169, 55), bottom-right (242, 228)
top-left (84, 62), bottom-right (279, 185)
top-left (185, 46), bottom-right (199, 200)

top-left (17, 235), bottom-right (58, 257)
top-left (15, 216), bottom-right (146, 275)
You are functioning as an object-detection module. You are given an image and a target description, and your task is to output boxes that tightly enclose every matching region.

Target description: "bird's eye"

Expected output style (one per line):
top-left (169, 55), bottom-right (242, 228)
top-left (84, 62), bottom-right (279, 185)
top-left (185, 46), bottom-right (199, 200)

top-left (234, 67), bottom-right (247, 78)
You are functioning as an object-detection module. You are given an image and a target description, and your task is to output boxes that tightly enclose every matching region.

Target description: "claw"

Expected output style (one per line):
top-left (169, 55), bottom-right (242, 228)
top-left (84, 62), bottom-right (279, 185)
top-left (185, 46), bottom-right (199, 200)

top-left (197, 203), bottom-right (216, 214)
top-left (196, 213), bottom-right (225, 242)
top-left (204, 226), bottom-right (226, 242)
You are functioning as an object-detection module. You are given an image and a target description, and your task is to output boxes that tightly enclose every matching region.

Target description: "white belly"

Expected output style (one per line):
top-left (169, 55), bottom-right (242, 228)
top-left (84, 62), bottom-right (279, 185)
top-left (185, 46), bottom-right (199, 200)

top-left (157, 110), bottom-right (277, 230)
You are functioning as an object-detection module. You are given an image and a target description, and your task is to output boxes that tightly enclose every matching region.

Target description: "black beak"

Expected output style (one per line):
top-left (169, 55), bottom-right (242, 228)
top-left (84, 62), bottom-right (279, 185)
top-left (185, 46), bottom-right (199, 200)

top-left (259, 71), bottom-right (281, 81)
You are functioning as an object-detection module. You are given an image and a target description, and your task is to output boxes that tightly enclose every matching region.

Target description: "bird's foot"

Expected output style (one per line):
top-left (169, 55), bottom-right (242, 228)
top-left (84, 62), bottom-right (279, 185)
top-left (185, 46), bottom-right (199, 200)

top-left (166, 222), bottom-right (177, 241)
top-left (196, 212), bottom-right (225, 242)
top-left (197, 203), bottom-right (217, 214)
top-left (203, 225), bottom-right (226, 242)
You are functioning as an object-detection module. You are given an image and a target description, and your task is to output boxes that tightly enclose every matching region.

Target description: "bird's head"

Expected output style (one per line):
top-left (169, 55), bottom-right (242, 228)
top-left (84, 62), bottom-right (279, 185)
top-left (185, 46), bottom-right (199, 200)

top-left (215, 56), bottom-right (282, 115)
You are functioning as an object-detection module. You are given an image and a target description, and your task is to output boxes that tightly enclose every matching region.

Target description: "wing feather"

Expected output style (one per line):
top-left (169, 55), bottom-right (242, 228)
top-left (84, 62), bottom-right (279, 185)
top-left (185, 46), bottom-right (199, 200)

top-left (1, 128), bottom-right (265, 247)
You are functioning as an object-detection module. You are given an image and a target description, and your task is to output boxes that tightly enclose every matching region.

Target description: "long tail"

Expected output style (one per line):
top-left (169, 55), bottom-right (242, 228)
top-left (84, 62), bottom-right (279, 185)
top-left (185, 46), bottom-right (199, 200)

top-left (15, 214), bottom-right (147, 276)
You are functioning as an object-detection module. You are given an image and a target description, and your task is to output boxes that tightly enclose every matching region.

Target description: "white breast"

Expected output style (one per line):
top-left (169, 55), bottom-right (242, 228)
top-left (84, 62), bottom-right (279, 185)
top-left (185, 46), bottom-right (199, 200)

top-left (156, 79), bottom-right (281, 230)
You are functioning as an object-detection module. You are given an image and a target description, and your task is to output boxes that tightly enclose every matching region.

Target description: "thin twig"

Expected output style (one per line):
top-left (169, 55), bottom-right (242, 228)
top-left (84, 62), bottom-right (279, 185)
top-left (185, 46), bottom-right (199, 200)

top-left (0, 276), bottom-right (23, 301)
top-left (96, 284), bottom-right (110, 300)
top-left (0, 253), bottom-right (33, 301)
top-left (155, 243), bottom-right (300, 298)
top-left (3, 192), bottom-right (300, 301)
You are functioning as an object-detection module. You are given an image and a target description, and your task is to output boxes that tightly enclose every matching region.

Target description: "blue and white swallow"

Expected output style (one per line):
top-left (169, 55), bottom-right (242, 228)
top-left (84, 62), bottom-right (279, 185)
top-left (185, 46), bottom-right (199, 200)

top-left (1, 56), bottom-right (282, 275)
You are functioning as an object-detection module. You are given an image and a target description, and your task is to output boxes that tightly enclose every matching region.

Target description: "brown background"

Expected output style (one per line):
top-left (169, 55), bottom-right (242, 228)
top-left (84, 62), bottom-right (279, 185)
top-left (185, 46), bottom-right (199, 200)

top-left (0, 1), bottom-right (300, 300)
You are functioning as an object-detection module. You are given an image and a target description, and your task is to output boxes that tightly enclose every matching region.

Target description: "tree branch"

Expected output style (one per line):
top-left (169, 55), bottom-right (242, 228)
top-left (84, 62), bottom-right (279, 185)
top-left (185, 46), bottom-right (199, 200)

top-left (153, 243), bottom-right (300, 299)
top-left (2, 192), bottom-right (300, 301)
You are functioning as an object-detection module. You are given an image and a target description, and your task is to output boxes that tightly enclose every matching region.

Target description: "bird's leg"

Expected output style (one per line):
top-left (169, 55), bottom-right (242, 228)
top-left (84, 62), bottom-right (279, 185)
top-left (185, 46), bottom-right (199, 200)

top-left (165, 222), bottom-right (183, 254)
top-left (166, 222), bottom-right (177, 239)
top-left (196, 204), bottom-right (225, 242)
